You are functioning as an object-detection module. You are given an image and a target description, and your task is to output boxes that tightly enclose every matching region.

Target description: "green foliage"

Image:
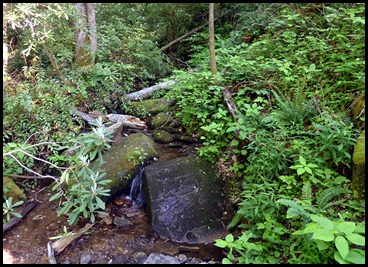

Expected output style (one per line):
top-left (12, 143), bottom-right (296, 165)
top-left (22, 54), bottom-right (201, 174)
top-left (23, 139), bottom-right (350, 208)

top-left (3, 197), bottom-right (24, 223)
top-left (128, 148), bottom-right (148, 166)
top-left (50, 118), bottom-right (113, 225)
top-left (215, 232), bottom-right (264, 264)
top-left (293, 215), bottom-right (365, 264)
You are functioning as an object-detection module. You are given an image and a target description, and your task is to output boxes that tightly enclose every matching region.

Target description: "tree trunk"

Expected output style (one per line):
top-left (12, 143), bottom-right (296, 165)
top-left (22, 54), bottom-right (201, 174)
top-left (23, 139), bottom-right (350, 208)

top-left (209, 3), bottom-right (217, 78)
top-left (75, 3), bottom-right (97, 66)
top-left (3, 3), bottom-right (8, 77)
top-left (160, 24), bottom-right (206, 52)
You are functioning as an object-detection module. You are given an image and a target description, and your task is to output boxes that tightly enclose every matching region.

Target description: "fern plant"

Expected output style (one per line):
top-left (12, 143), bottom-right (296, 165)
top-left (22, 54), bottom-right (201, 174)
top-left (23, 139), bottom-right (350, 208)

top-left (271, 89), bottom-right (315, 130)
top-left (277, 183), bottom-right (349, 221)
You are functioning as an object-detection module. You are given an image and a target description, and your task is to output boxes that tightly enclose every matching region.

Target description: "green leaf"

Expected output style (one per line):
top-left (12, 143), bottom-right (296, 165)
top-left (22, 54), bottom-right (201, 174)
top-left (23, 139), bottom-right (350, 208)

top-left (314, 240), bottom-right (329, 251)
top-left (316, 216), bottom-right (334, 231)
top-left (334, 251), bottom-right (349, 264)
top-left (95, 197), bottom-right (105, 210)
top-left (297, 168), bottom-right (305, 175)
top-left (336, 221), bottom-right (355, 235)
top-left (335, 236), bottom-right (349, 259)
top-left (311, 229), bottom-right (335, 242)
top-left (345, 249), bottom-right (365, 264)
top-left (304, 166), bottom-right (312, 174)
top-left (68, 211), bottom-right (79, 225)
top-left (226, 234), bottom-right (234, 243)
top-left (90, 148), bottom-right (98, 161)
top-left (215, 239), bottom-right (228, 248)
top-left (222, 258), bottom-right (232, 264)
top-left (49, 192), bottom-right (62, 202)
top-left (303, 223), bottom-right (319, 234)
top-left (354, 224), bottom-right (365, 234)
top-left (10, 212), bottom-right (22, 219)
top-left (346, 233), bottom-right (365, 246)
top-left (299, 155), bottom-right (306, 165)
top-left (230, 140), bottom-right (239, 146)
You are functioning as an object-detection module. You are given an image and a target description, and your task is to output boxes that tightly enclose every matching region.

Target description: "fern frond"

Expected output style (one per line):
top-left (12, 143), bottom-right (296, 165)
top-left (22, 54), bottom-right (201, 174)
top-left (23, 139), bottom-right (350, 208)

top-left (316, 187), bottom-right (348, 210)
top-left (302, 182), bottom-right (312, 201)
top-left (227, 212), bottom-right (243, 229)
top-left (277, 199), bottom-right (310, 219)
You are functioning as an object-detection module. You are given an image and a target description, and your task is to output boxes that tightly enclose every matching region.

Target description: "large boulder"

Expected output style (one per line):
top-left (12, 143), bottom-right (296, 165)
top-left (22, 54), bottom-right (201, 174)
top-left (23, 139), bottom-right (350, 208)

top-left (129, 98), bottom-right (174, 117)
top-left (3, 176), bottom-right (26, 202)
top-left (143, 154), bottom-right (228, 244)
top-left (98, 133), bottom-right (158, 201)
top-left (351, 130), bottom-right (365, 199)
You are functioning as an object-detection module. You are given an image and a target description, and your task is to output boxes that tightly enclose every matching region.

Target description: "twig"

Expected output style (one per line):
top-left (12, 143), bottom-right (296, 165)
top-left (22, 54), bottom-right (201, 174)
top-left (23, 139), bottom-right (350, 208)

top-left (8, 154), bottom-right (57, 180)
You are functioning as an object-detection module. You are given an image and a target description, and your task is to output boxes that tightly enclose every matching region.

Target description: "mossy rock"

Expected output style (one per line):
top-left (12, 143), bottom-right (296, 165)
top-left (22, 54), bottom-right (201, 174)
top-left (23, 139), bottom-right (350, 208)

top-left (151, 112), bottom-right (175, 129)
top-left (97, 133), bottom-right (158, 200)
top-left (350, 95), bottom-right (365, 128)
top-left (129, 98), bottom-right (173, 116)
top-left (351, 130), bottom-right (365, 199)
top-left (152, 130), bottom-right (174, 143)
top-left (3, 176), bottom-right (26, 202)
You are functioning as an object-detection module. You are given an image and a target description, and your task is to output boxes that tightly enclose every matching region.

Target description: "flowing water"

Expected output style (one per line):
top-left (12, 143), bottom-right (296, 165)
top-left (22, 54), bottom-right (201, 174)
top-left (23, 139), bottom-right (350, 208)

top-left (3, 142), bottom-right (225, 264)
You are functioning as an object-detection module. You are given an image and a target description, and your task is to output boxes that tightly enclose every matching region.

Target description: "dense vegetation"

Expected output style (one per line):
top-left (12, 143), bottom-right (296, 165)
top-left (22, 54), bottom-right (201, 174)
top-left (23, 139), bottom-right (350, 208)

top-left (3, 3), bottom-right (365, 264)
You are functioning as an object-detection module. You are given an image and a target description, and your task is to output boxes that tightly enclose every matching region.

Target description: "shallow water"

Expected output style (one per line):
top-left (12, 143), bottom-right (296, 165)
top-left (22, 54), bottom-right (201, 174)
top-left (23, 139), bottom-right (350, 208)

top-left (3, 141), bottom-right (225, 264)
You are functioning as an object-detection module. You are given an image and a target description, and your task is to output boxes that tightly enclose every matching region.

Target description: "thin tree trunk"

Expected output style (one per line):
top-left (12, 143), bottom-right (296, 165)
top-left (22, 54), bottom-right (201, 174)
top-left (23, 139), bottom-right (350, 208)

top-left (3, 3), bottom-right (8, 77)
top-left (209, 3), bottom-right (217, 78)
top-left (75, 3), bottom-right (96, 66)
top-left (160, 24), bottom-right (206, 52)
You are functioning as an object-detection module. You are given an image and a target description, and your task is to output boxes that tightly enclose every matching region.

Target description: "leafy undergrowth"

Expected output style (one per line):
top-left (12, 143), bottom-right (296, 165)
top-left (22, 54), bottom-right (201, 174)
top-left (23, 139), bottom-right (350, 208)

top-left (166, 3), bottom-right (365, 264)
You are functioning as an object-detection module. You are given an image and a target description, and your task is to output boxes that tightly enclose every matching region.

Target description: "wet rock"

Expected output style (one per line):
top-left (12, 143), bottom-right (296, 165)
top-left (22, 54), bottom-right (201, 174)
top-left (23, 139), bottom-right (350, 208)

top-left (143, 253), bottom-right (180, 264)
top-left (80, 252), bottom-right (92, 264)
top-left (108, 255), bottom-right (130, 264)
top-left (130, 98), bottom-right (174, 116)
top-left (3, 176), bottom-right (26, 201)
top-left (188, 257), bottom-right (202, 264)
top-left (351, 130), bottom-right (365, 199)
top-left (150, 112), bottom-right (175, 128)
top-left (143, 154), bottom-right (228, 244)
top-left (97, 133), bottom-right (158, 202)
top-left (132, 251), bottom-right (148, 263)
top-left (176, 254), bottom-right (187, 264)
top-left (152, 129), bottom-right (174, 143)
top-left (113, 216), bottom-right (133, 228)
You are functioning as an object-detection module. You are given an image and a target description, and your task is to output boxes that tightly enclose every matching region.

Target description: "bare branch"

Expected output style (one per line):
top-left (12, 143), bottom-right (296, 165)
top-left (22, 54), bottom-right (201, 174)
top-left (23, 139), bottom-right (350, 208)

top-left (8, 154), bottom-right (57, 180)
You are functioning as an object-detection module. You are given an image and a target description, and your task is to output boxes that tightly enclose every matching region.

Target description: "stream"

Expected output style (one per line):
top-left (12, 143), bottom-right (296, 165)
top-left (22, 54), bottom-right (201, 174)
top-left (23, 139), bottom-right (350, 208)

top-left (3, 141), bottom-right (226, 264)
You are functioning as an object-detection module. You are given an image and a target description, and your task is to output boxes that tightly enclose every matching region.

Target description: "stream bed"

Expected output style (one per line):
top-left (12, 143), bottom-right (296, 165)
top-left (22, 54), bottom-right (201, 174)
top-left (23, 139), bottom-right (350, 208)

top-left (3, 141), bottom-right (226, 264)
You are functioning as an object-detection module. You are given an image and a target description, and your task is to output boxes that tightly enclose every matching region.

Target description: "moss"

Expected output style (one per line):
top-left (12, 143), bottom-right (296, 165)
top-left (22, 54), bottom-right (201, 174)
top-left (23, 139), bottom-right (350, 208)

top-left (352, 130), bottom-right (365, 165)
top-left (152, 130), bottom-right (174, 143)
top-left (351, 95), bottom-right (365, 118)
top-left (3, 176), bottom-right (26, 202)
top-left (130, 98), bottom-right (172, 116)
top-left (151, 112), bottom-right (174, 128)
top-left (97, 133), bottom-right (158, 200)
top-left (351, 130), bottom-right (365, 199)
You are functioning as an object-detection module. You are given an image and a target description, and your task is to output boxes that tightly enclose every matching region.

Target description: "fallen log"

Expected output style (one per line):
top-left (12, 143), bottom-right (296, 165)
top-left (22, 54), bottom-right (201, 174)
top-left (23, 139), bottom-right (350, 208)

top-left (72, 109), bottom-right (147, 130)
top-left (51, 222), bottom-right (95, 254)
top-left (106, 113), bottom-right (147, 130)
top-left (125, 80), bottom-right (178, 101)
top-left (3, 202), bottom-right (37, 233)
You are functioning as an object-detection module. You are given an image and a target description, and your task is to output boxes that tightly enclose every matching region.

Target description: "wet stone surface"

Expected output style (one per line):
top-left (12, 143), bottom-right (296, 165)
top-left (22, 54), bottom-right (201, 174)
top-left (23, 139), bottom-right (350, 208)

top-left (3, 143), bottom-right (225, 264)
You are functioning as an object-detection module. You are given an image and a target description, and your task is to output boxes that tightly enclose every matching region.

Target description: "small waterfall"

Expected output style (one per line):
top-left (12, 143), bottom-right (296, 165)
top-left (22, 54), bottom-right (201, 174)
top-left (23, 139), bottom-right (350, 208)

top-left (121, 166), bottom-right (145, 208)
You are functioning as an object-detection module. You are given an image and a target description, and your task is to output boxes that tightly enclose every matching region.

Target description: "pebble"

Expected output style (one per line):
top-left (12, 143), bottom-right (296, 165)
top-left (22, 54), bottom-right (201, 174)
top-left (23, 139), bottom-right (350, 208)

top-left (113, 216), bottom-right (133, 227)
top-left (176, 254), bottom-right (187, 263)
top-left (80, 252), bottom-right (92, 264)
